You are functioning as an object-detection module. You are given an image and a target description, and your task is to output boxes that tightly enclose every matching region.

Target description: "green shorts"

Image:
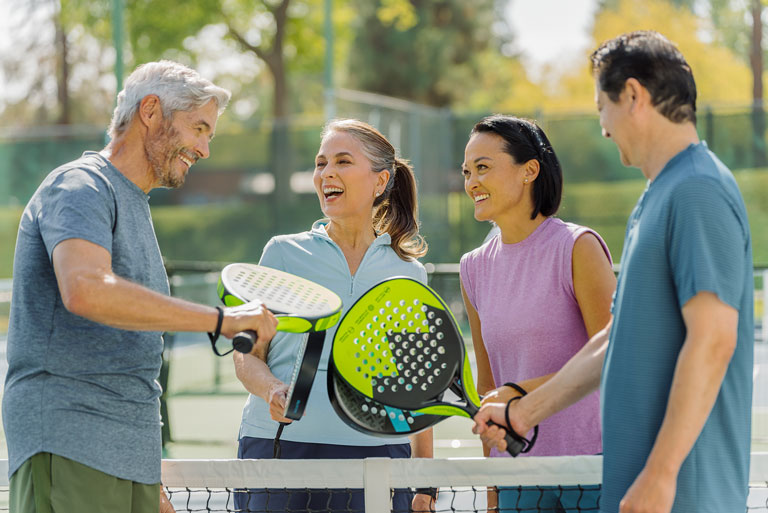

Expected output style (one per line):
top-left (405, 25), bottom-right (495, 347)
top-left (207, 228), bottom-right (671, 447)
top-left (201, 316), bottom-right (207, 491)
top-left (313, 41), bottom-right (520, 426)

top-left (9, 452), bottom-right (160, 513)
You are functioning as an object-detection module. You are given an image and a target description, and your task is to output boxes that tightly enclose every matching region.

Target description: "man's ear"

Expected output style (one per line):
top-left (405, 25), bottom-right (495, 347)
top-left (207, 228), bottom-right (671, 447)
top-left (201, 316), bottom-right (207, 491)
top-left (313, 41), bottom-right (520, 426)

top-left (138, 95), bottom-right (163, 128)
top-left (624, 78), bottom-right (650, 113)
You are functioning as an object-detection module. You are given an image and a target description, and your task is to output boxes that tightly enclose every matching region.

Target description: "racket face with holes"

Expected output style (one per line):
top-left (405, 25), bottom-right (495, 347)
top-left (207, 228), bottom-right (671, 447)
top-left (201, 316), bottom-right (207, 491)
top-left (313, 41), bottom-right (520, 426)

top-left (327, 358), bottom-right (445, 436)
top-left (332, 277), bottom-right (482, 419)
top-left (283, 331), bottom-right (325, 420)
top-left (218, 263), bottom-right (343, 333)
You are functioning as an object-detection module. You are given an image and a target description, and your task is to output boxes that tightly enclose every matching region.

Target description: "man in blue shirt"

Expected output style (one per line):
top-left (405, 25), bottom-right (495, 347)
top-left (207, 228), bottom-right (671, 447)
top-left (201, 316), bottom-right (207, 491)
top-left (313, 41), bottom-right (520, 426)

top-left (474, 31), bottom-right (753, 513)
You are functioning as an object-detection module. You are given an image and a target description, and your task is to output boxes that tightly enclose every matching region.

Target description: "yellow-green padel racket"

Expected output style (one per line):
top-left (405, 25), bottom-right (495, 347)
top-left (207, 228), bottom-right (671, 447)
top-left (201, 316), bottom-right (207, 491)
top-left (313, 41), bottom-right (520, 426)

top-left (218, 263), bottom-right (343, 353)
top-left (331, 277), bottom-right (528, 456)
top-left (328, 358), bottom-right (447, 437)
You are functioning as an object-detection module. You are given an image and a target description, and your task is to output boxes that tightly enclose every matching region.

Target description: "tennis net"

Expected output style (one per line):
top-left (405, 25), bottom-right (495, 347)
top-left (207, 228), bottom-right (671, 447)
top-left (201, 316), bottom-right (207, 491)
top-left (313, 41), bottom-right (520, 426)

top-left (0, 455), bottom-right (765, 512)
top-left (161, 454), bottom-right (765, 512)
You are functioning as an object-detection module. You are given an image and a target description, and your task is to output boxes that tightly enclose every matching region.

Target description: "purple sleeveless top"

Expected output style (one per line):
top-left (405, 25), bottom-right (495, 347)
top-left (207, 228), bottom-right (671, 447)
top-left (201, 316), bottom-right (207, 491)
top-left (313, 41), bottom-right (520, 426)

top-left (460, 217), bottom-right (611, 457)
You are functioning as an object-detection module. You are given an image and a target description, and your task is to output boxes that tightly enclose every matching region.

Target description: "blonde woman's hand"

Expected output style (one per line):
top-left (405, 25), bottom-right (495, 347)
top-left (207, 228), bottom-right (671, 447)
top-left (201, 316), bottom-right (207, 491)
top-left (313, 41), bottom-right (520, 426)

top-left (266, 381), bottom-right (293, 423)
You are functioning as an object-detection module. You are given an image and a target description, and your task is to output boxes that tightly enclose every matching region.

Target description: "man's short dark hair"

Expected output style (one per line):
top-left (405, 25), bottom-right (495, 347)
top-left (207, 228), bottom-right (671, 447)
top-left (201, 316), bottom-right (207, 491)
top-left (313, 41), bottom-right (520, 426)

top-left (591, 31), bottom-right (697, 124)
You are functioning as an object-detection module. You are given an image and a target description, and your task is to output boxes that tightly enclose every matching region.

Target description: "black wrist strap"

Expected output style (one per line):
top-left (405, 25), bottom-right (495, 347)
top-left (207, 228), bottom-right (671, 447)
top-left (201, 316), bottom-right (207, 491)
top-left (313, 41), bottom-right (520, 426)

top-left (503, 382), bottom-right (538, 453)
top-left (274, 422), bottom-right (288, 459)
top-left (207, 306), bottom-right (224, 346)
top-left (503, 382), bottom-right (528, 396)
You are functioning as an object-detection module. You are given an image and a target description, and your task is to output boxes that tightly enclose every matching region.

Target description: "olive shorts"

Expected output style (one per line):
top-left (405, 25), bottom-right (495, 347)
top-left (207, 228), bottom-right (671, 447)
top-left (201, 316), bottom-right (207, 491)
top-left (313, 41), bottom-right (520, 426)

top-left (9, 452), bottom-right (160, 513)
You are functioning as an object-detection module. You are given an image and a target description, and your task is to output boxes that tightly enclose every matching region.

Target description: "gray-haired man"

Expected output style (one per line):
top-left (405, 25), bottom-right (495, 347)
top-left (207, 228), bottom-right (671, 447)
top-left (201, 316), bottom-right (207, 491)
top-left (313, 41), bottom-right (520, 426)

top-left (4, 61), bottom-right (277, 513)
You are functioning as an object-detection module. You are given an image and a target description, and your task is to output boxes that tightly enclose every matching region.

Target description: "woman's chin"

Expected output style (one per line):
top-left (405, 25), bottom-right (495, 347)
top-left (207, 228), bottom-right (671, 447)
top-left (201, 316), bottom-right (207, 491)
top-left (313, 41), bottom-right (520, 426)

top-left (473, 210), bottom-right (490, 222)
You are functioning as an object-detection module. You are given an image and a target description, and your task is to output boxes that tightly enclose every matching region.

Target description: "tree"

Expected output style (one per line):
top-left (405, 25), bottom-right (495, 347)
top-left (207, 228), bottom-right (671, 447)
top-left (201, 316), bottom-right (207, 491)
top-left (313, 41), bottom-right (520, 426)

top-left (464, 52), bottom-right (546, 115)
top-left (127, 1), bottom-right (361, 210)
top-left (750, 0), bottom-right (766, 166)
top-left (346, 0), bottom-right (511, 108)
top-left (218, 0), bottom-right (293, 209)
top-left (537, 0), bottom-right (753, 114)
top-left (53, 6), bottom-right (71, 124)
top-left (0, 0), bottom-right (65, 125)
top-left (0, 0), bottom-right (115, 127)
top-left (672, 0), bottom-right (766, 166)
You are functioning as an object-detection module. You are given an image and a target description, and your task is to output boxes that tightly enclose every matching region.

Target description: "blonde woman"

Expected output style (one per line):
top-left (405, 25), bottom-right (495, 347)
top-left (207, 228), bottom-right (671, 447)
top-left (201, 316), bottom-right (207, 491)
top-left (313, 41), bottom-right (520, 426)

top-left (234, 119), bottom-right (435, 512)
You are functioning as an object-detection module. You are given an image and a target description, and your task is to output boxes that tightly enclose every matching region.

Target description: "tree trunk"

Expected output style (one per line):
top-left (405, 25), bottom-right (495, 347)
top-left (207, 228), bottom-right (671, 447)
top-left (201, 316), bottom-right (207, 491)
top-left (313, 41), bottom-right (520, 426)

top-left (751, 0), bottom-right (766, 167)
top-left (54, 10), bottom-right (71, 125)
top-left (224, 0), bottom-right (293, 224)
top-left (268, 0), bottom-right (293, 228)
top-left (270, 62), bottom-right (292, 227)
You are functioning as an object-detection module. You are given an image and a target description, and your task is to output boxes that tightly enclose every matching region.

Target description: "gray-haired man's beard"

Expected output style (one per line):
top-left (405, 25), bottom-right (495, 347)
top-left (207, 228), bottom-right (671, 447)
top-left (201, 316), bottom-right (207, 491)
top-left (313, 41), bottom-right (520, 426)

top-left (146, 122), bottom-right (186, 189)
top-left (155, 158), bottom-right (185, 189)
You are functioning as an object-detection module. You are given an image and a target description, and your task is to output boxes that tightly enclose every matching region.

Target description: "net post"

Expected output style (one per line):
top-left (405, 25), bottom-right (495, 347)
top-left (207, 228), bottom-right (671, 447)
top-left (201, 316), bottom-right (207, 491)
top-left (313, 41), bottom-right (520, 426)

top-left (762, 269), bottom-right (767, 343)
top-left (364, 457), bottom-right (391, 513)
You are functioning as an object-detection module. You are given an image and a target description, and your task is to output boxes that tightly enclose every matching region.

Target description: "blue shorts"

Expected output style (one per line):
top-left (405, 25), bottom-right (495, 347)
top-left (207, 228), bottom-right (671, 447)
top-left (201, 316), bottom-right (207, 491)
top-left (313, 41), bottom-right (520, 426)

top-left (235, 436), bottom-right (413, 512)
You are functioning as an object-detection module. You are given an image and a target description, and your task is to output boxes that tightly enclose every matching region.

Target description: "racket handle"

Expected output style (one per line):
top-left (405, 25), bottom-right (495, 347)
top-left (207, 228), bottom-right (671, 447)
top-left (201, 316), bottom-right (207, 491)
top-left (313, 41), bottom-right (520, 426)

top-left (233, 331), bottom-right (255, 353)
top-left (488, 420), bottom-right (525, 456)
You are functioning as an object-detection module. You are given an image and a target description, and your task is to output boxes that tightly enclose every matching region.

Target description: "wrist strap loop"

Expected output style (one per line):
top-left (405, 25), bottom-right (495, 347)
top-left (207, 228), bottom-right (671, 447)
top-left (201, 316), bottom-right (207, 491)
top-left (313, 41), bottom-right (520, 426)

top-left (503, 382), bottom-right (538, 453)
top-left (208, 307), bottom-right (228, 356)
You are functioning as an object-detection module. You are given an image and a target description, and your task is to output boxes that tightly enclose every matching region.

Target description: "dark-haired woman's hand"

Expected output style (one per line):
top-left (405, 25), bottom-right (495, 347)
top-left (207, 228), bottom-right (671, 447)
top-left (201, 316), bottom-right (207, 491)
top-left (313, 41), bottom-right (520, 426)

top-left (480, 384), bottom-right (522, 406)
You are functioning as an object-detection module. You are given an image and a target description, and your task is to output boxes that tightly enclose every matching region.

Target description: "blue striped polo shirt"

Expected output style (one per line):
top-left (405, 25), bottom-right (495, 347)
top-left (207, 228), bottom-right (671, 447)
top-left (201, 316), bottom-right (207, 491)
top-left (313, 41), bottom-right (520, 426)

top-left (601, 142), bottom-right (753, 513)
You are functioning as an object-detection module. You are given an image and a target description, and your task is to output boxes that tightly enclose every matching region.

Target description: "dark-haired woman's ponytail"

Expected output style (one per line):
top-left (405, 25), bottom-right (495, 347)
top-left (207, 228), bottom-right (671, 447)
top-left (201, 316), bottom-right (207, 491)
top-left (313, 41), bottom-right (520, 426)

top-left (528, 125), bottom-right (563, 219)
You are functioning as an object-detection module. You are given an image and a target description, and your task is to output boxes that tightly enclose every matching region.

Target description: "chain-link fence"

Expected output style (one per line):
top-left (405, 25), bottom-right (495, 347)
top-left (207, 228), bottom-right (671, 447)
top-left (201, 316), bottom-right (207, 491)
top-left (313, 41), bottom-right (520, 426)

top-left (1, 94), bottom-right (767, 269)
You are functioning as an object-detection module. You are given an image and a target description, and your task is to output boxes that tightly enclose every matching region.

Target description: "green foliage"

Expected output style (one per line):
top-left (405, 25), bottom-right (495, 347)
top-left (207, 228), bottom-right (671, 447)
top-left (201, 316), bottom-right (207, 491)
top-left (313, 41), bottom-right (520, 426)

top-left (122, 0), bottom-right (357, 118)
top-left (0, 208), bottom-right (22, 278)
top-left (60, 0), bottom-right (113, 42)
top-left (595, 0), bottom-right (764, 104)
top-left (284, 0), bottom-right (354, 75)
top-left (0, 132), bottom-right (106, 205)
top-left (192, 127), bottom-right (273, 171)
top-left (734, 167), bottom-right (768, 267)
top-left (377, 0), bottom-right (419, 30)
top-left (148, 166), bottom-right (768, 269)
top-left (126, 0), bottom-right (222, 64)
top-left (707, 0), bottom-right (752, 61)
top-left (2, 167), bottom-right (767, 279)
top-left (544, 116), bottom-right (632, 183)
top-left (422, 170), bottom-right (768, 268)
top-left (0, 0), bottom-right (359, 127)
top-left (0, 0), bottom-right (115, 126)
top-left (534, 0), bottom-right (755, 113)
top-left (560, 179), bottom-right (647, 260)
top-left (563, 169), bottom-right (768, 267)
top-left (346, 0), bottom-right (507, 107)
top-left (151, 200), bottom-right (322, 264)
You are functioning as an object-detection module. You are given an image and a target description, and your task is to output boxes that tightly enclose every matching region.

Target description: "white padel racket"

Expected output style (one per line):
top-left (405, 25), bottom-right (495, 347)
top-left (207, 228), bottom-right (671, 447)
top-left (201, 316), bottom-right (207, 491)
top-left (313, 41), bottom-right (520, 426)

top-left (216, 263), bottom-right (342, 354)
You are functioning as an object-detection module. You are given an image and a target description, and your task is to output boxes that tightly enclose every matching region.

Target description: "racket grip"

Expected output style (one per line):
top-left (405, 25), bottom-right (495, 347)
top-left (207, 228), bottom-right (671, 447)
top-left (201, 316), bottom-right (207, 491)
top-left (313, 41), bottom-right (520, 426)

top-left (488, 420), bottom-right (525, 456)
top-left (233, 331), bottom-right (255, 354)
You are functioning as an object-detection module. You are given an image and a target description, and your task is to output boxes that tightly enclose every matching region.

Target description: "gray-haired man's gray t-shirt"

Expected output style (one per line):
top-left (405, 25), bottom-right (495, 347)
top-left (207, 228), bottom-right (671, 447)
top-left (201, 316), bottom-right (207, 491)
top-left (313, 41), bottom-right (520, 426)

top-left (3, 151), bottom-right (170, 484)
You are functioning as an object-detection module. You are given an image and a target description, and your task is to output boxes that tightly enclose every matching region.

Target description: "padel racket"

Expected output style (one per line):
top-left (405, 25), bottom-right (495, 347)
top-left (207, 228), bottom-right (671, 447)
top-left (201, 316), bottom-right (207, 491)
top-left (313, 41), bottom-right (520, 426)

top-left (328, 358), bottom-right (445, 437)
top-left (331, 277), bottom-right (530, 456)
top-left (284, 330), bottom-right (325, 421)
top-left (272, 329), bottom-right (325, 458)
top-left (217, 263), bottom-right (343, 354)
